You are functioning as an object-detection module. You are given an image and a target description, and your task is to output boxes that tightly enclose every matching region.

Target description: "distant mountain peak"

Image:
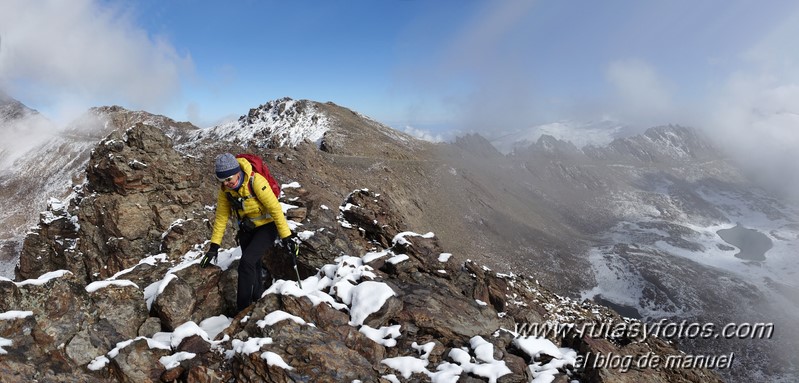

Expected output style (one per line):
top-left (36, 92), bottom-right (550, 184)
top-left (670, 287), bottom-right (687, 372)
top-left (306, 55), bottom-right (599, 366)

top-left (0, 94), bottom-right (52, 170)
top-left (186, 97), bottom-right (427, 160)
top-left (68, 105), bottom-right (198, 142)
top-left (189, 97), bottom-right (331, 149)
top-left (0, 94), bottom-right (39, 122)
top-left (535, 134), bottom-right (579, 151)
top-left (596, 124), bottom-right (717, 163)
top-left (490, 119), bottom-right (634, 152)
top-left (453, 133), bottom-right (502, 158)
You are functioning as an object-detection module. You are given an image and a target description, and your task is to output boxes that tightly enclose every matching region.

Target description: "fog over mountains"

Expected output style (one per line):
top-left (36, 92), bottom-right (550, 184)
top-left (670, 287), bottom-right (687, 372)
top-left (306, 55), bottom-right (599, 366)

top-left (0, 91), bottom-right (54, 169)
top-left (1, 95), bottom-right (796, 382)
top-left (487, 119), bottom-right (639, 155)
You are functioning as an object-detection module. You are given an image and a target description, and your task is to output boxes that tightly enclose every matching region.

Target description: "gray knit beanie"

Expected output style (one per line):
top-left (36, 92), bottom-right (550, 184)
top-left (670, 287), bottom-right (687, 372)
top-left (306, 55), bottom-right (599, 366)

top-left (215, 153), bottom-right (240, 179)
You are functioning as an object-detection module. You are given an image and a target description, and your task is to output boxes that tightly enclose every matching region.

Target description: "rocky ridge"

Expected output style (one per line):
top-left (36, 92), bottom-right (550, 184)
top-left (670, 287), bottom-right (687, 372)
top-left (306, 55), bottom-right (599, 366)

top-left (0, 122), bottom-right (725, 382)
top-left (0, 106), bottom-right (198, 277)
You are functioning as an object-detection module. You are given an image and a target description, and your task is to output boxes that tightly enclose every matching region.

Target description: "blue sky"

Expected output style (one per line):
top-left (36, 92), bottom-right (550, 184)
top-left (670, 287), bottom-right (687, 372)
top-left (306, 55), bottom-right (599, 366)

top-left (1, 0), bottom-right (798, 143)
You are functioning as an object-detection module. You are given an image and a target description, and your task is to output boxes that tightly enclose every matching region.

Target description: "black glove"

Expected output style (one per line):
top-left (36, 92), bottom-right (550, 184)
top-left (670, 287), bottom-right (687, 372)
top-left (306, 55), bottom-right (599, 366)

top-left (200, 243), bottom-right (220, 268)
top-left (281, 235), bottom-right (299, 256)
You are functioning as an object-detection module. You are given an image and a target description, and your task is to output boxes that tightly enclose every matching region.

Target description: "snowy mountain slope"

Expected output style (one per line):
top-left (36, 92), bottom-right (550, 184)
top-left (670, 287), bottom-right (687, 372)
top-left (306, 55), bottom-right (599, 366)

top-left (580, 183), bottom-right (799, 382)
top-left (584, 125), bottom-right (721, 165)
top-left (69, 224), bottom-right (586, 382)
top-left (0, 92), bottom-right (34, 122)
top-left (187, 98), bottom-right (331, 148)
top-left (498, 126), bottom-right (799, 381)
top-left (582, 182), bottom-right (799, 319)
top-left (182, 97), bottom-right (427, 159)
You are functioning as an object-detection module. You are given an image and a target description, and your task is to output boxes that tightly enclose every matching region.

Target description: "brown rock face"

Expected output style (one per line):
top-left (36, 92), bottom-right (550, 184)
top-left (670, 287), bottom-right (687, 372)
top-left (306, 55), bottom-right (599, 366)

top-left (17, 123), bottom-right (215, 283)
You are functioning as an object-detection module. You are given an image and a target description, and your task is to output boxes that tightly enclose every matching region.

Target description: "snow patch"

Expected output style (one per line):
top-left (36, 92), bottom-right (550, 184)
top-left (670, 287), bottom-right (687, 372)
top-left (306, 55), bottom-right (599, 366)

top-left (85, 279), bottom-right (139, 293)
top-left (16, 270), bottom-right (72, 286)
top-left (257, 310), bottom-right (310, 327)
top-left (262, 351), bottom-right (294, 370)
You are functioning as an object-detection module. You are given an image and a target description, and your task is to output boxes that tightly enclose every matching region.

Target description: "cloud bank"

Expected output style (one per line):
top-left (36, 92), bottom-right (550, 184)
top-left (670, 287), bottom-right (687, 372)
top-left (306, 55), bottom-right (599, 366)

top-left (699, 8), bottom-right (799, 200)
top-left (402, 125), bottom-right (446, 143)
top-left (0, 0), bottom-right (191, 123)
top-left (420, 1), bottom-right (799, 199)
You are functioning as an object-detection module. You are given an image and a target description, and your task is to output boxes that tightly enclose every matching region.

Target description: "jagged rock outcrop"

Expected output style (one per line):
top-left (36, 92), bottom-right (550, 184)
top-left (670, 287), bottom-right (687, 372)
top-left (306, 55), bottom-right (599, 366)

top-left (1, 104), bottom-right (199, 280)
top-left (523, 134), bottom-right (587, 161)
top-left (78, 105), bottom-right (197, 143)
top-left (187, 97), bottom-right (426, 160)
top-left (17, 123), bottom-right (212, 283)
top-left (0, 103), bottom-right (197, 275)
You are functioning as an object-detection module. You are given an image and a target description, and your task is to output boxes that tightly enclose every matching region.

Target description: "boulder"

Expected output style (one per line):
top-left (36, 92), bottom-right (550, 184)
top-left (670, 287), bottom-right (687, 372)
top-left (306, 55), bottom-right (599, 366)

top-left (107, 338), bottom-right (170, 383)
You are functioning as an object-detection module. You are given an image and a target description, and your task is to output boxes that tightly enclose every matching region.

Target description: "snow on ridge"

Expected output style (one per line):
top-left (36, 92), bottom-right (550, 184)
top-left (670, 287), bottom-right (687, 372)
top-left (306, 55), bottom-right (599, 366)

top-left (392, 231), bottom-right (435, 246)
top-left (0, 311), bottom-right (34, 321)
top-left (14, 270), bottom-right (72, 286)
top-left (85, 279), bottom-right (139, 293)
top-left (257, 310), bottom-right (310, 328)
top-left (187, 98), bottom-right (330, 148)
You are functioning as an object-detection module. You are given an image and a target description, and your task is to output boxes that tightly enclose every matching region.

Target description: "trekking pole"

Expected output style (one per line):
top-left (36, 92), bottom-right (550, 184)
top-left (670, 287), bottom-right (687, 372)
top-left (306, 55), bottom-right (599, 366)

top-left (289, 240), bottom-right (303, 289)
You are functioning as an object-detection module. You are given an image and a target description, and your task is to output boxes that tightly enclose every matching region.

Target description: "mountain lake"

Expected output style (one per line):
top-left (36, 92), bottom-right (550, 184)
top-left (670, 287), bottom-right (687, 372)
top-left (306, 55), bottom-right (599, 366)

top-left (716, 224), bottom-right (772, 261)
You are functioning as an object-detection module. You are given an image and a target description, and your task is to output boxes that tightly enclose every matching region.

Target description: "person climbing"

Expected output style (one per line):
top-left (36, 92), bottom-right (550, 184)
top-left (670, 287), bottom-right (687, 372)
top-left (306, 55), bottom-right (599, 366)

top-left (200, 152), bottom-right (297, 312)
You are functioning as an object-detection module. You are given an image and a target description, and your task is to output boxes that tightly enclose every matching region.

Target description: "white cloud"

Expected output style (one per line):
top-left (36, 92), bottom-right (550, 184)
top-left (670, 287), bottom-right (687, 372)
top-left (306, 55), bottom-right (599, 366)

top-left (704, 72), bottom-right (799, 198)
top-left (0, 113), bottom-right (55, 169)
top-left (700, 7), bottom-right (799, 200)
top-left (0, 0), bottom-right (191, 122)
top-left (403, 125), bottom-right (445, 143)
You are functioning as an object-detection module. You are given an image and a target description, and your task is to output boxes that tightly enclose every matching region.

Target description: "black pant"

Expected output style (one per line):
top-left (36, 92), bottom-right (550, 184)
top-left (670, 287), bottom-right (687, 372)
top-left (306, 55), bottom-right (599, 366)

top-left (237, 222), bottom-right (277, 312)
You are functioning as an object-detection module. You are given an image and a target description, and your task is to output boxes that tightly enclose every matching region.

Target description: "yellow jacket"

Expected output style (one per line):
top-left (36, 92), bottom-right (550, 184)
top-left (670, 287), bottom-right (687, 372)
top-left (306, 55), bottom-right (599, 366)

top-left (210, 158), bottom-right (291, 244)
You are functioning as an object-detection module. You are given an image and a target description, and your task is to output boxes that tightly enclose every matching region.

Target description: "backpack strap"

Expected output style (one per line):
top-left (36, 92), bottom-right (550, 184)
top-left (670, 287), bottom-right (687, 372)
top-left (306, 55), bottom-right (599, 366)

top-left (247, 171), bottom-right (255, 196)
top-left (224, 181), bottom-right (273, 224)
top-left (223, 173), bottom-right (260, 216)
top-left (224, 192), bottom-right (244, 219)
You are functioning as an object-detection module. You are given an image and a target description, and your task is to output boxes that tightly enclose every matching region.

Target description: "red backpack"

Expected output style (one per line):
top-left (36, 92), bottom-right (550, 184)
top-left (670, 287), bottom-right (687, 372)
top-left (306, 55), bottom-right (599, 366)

top-left (236, 153), bottom-right (281, 198)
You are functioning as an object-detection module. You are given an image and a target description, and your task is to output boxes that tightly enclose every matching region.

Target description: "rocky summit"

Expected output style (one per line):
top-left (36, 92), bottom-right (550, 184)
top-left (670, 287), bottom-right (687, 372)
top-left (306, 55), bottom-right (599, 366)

top-left (0, 121), bottom-right (725, 382)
